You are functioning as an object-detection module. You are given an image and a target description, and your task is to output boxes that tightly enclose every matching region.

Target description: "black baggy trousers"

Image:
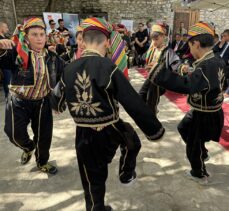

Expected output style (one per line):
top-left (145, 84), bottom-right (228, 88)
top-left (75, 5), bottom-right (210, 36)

top-left (75, 120), bottom-right (141, 211)
top-left (4, 94), bottom-right (53, 166)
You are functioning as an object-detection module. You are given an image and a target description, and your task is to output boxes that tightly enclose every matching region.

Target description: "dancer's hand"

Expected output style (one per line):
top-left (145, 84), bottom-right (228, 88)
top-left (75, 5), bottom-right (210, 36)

top-left (53, 110), bottom-right (60, 115)
top-left (48, 45), bottom-right (56, 52)
top-left (0, 39), bottom-right (15, 49)
top-left (181, 64), bottom-right (189, 74)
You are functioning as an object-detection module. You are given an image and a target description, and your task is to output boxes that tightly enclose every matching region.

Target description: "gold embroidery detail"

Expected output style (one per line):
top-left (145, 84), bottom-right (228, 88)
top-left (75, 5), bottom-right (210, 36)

top-left (191, 93), bottom-right (202, 102)
top-left (70, 70), bottom-right (103, 116)
top-left (216, 68), bottom-right (224, 103)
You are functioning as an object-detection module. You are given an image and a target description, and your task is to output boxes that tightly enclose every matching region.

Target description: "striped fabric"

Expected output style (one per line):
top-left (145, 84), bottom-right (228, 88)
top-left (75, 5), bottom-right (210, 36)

top-left (48, 31), bottom-right (65, 46)
top-left (10, 50), bottom-right (50, 100)
top-left (13, 17), bottom-right (46, 70)
top-left (145, 46), bottom-right (156, 65)
top-left (110, 30), bottom-right (128, 77)
top-left (81, 17), bottom-right (128, 77)
top-left (22, 17), bottom-right (46, 31)
top-left (145, 45), bottom-right (166, 67)
top-left (81, 17), bottom-right (112, 37)
top-left (188, 22), bottom-right (215, 38)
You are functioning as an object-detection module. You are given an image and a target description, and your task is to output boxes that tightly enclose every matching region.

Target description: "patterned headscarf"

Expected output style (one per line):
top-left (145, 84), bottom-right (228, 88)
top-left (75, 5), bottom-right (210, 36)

top-left (48, 31), bottom-right (65, 45)
top-left (81, 17), bottom-right (128, 77)
top-left (12, 17), bottom-right (46, 70)
top-left (151, 24), bottom-right (166, 35)
top-left (188, 22), bottom-right (215, 38)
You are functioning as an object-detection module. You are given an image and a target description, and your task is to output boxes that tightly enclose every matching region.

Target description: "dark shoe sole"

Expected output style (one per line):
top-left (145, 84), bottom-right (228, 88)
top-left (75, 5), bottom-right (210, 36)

top-left (120, 171), bottom-right (137, 186)
top-left (105, 205), bottom-right (113, 211)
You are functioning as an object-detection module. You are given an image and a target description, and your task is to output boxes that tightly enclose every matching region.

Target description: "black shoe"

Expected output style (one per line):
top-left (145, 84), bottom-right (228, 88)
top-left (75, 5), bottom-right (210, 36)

top-left (203, 169), bottom-right (211, 177)
top-left (120, 171), bottom-right (137, 186)
top-left (184, 170), bottom-right (208, 185)
top-left (105, 205), bottom-right (113, 211)
top-left (203, 153), bottom-right (210, 162)
top-left (38, 163), bottom-right (58, 175)
top-left (21, 151), bottom-right (33, 165)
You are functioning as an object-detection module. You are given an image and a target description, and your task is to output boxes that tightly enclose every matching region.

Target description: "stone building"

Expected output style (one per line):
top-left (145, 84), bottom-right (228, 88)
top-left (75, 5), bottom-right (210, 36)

top-left (200, 9), bottom-right (229, 35)
top-left (0, 0), bottom-right (16, 31)
top-left (1, 0), bottom-right (173, 32)
top-left (0, 0), bottom-right (228, 34)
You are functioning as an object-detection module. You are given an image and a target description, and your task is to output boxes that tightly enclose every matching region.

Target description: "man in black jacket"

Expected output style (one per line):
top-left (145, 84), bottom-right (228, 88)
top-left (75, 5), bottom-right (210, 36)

top-left (0, 18), bottom-right (65, 174)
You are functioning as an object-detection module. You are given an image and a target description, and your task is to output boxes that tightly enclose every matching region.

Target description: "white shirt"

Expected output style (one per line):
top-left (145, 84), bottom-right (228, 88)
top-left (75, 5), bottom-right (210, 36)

top-left (220, 42), bottom-right (229, 58)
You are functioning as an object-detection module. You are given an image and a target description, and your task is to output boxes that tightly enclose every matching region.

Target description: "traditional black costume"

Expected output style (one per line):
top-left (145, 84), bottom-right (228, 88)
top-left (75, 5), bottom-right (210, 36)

top-left (150, 41), bottom-right (225, 178)
top-left (0, 18), bottom-right (64, 174)
top-left (51, 24), bottom-right (165, 210)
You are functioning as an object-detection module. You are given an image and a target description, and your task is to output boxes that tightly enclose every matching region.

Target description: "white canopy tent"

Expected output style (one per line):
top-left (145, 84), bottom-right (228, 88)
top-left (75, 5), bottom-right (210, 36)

top-left (172, 0), bottom-right (229, 11)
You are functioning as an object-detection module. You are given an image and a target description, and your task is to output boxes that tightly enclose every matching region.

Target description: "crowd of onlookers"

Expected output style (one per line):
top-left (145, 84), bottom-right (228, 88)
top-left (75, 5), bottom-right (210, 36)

top-left (0, 19), bottom-right (229, 100)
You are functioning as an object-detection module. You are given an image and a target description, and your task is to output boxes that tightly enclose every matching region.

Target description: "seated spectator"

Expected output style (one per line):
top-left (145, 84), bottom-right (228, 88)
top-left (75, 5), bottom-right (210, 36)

top-left (176, 34), bottom-right (189, 58)
top-left (171, 33), bottom-right (183, 52)
top-left (174, 34), bottom-right (194, 65)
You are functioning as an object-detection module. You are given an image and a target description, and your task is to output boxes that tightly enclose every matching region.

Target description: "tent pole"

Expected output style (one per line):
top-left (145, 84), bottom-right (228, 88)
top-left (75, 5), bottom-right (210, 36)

top-left (12, 0), bottom-right (18, 25)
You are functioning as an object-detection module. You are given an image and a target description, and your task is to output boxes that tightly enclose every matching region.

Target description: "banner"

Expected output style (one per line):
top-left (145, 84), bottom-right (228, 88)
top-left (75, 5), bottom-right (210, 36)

top-left (121, 20), bottom-right (134, 32)
top-left (43, 12), bottom-right (62, 33)
top-left (63, 13), bottom-right (80, 35)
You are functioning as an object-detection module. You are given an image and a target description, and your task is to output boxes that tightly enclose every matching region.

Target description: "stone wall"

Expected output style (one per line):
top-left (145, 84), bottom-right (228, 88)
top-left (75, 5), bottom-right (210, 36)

top-left (97, 0), bottom-right (174, 28)
top-left (2, 0), bottom-right (229, 35)
top-left (12, 0), bottom-right (173, 31)
top-left (200, 9), bottom-right (229, 35)
top-left (0, 0), bottom-right (16, 31)
top-left (15, 0), bottom-right (49, 24)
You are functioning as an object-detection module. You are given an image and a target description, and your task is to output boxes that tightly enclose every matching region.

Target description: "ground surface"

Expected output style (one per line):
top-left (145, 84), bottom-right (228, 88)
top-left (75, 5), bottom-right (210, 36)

top-left (0, 68), bottom-right (229, 211)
